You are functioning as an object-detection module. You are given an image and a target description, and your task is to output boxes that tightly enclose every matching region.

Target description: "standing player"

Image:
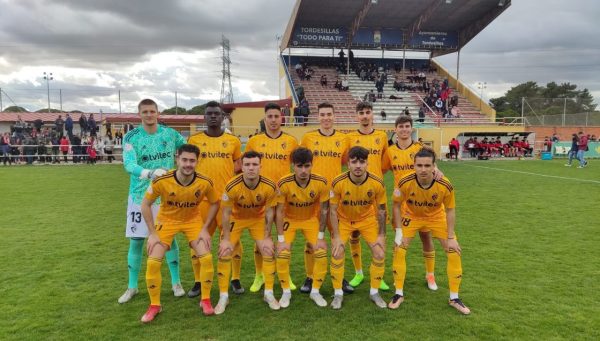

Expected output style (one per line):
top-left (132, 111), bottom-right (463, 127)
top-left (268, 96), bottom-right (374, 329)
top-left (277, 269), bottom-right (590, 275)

top-left (140, 144), bottom-right (219, 322)
top-left (389, 148), bottom-right (470, 314)
top-left (187, 101), bottom-right (243, 297)
top-left (344, 101), bottom-right (390, 291)
top-left (215, 151), bottom-right (280, 313)
top-left (329, 146), bottom-right (388, 309)
top-left (299, 102), bottom-right (353, 293)
top-left (275, 147), bottom-right (335, 308)
top-left (119, 98), bottom-right (186, 304)
top-left (245, 102), bottom-right (298, 292)
top-left (382, 115), bottom-right (438, 291)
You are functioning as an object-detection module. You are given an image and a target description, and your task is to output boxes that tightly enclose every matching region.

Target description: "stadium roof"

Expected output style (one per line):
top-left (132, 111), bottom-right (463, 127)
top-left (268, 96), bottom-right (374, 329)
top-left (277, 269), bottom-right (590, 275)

top-left (281, 0), bottom-right (511, 56)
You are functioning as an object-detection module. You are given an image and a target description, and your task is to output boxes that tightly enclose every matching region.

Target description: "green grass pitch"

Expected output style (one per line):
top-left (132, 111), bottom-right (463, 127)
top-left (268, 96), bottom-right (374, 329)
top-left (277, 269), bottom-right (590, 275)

top-left (0, 159), bottom-right (599, 340)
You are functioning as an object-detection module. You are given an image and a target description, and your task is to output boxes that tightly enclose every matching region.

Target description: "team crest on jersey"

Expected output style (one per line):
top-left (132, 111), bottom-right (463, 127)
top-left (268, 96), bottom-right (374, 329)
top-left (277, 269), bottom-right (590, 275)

top-left (393, 155), bottom-right (398, 160)
top-left (292, 193), bottom-right (297, 198)
top-left (314, 141), bottom-right (319, 146)
top-left (345, 191), bottom-right (351, 196)
top-left (169, 192), bottom-right (175, 197)
top-left (195, 190), bottom-right (201, 198)
top-left (309, 190), bottom-right (315, 198)
top-left (375, 138), bottom-right (381, 144)
top-left (256, 194), bottom-right (262, 202)
top-left (124, 143), bottom-right (133, 151)
top-left (239, 194), bottom-right (245, 200)
top-left (432, 193), bottom-right (438, 201)
top-left (335, 141), bottom-right (340, 147)
top-left (202, 142), bottom-right (207, 147)
top-left (261, 143), bottom-right (266, 148)
top-left (367, 189), bottom-right (373, 198)
top-left (410, 192), bottom-right (416, 196)
top-left (222, 141), bottom-right (228, 148)
top-left (281, 142), bottom-right (287, 149)
top-left (410, 153), bottom-right (415, 159)
top-left (355, 139), bottom-right (360, 144)
top-left (162, 140), bottom-right (168, 148)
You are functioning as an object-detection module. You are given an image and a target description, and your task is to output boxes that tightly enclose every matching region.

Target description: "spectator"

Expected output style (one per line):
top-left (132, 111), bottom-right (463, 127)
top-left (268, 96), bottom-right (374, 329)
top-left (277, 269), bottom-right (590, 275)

top-left (87, 139), bottom-right (97, 164)
top-left (521, 138), bottom-right (532, 157)
top-left (576, 131), bottom-right (589, 168)
top-left (590, 134), bottom-right (597, 142)
top-left (340, 77), bottom-right (349, 91)
top-left (564, 133), bottom-right (579, 167)
top-left (37, 140), bottom-right (46, 164)
top-left (259, 118), bottom-right (266, 132)
top-left (95, 137), bottom-right (105, 162)
top-left (320, 74), bottom-right (328, 87)
top-left (334, 78), bottom-right (342, 91)
top-left (418, 105), bottom-right (426, 123)
top-left (551, 133), bottom-right (559, 143)
top-left (34, 118), bottom-right (43, 133)
top-left (88, 114), bottom-right (97, 137)
top-left (449, 138), bottom-right (459, 160)
top-left (300, 98), bottom-right (310, 126)
top-left (65, 114), bottom-right (74, 140)
top-left (1, 132), bottom-right (12, 165)
top-left (60, 135), bottom-right (70, 163)
top-left (380, 109), bottom-right (387, 121)
top-left (435, 98), bottom-right (443, 113)
top-left (104, 120), bottom-right (112, 137)
top-left (464, 137), bottom-right (476, 158)
top-left (104, 136), bottom-right (115, 163)
top-left (403, 107), bottom-right (410, 116)
top-left (543, 136), bottom-right (552, 152)
top-left (55, 115), bottom-right (64, 137)
top-left (79, 114), bottom-right (88, 135)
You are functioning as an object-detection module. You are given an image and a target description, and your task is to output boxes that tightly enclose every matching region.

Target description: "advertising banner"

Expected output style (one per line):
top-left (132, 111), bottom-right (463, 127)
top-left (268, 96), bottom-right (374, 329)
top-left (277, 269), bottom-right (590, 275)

top-left (292, 27), bottom-right (347, 47)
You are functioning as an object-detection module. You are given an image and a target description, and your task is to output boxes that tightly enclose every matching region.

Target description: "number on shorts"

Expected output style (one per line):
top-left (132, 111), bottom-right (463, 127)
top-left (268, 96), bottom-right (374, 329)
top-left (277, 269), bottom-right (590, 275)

top-left (402, 218), bottom-right (411, 227)
top-left (229, 222), bottom-right (235, 232)
top-left (283, 221), bottom-right (290, 232)
top-left (130, 211), bottom-right (142, 223)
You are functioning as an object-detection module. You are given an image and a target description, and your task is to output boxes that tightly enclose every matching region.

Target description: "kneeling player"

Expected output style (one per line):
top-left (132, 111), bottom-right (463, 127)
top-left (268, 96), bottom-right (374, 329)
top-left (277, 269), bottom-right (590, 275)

top-left (140, 144), bottom-right (219, 323)
top-left (216, 151), bottom-right (280, 314)
top-left (389, 148), bottom-right (470, 314)
top-left (275, 147), bottom-right (334, 307)
top-left (329, 146), bottom-right (388, 309)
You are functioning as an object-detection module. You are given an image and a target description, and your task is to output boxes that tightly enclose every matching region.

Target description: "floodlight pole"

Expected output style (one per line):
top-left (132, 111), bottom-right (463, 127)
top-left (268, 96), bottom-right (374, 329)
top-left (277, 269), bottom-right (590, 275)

top-left (0, 88), bottom-right (3, 112)
top-left (43, 72), bottom-right (53, 113)
top-left (477, 82), bottom-right (487, 111)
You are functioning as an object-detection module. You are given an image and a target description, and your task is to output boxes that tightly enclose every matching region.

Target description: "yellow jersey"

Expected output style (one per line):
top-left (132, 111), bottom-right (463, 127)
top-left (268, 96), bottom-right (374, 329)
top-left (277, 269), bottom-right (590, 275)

top-left (382, 141), bottom-right (423, 185)
top-left (187, 131), bottom-right (242, 196)
top-left (222, 174), bottom-right (278, 221)
top-left (145, 170), bottom-right (218, 224)
top-left (330, 171), bottom-right (387, 222)
top-left (345, 129), bottom-right (388, 178)
top-left (393, 174), bottom-right (455, 222)
top-left (246, 131), bottom-right (298, 183)
top-left (277, 173), bottom-right (329, 220)
top-left (300, 129), bottom-right (348, 185)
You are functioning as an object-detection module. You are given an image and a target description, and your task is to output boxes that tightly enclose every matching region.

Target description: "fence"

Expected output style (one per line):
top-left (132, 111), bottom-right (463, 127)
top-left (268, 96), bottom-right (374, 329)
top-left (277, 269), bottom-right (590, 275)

top-left (522, 97), bottom-right (600, 126)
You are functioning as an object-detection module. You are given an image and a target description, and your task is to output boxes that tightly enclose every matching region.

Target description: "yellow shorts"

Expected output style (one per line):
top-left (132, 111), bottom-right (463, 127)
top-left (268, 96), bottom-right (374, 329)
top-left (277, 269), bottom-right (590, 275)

top-left (156, 222), bottom-right (203, 248)
top-left (400, 218), bottom-right (453, 240)
top-left (338, 217), bottom-right (378, 244)
top-left (199, 200), bottom-right (223, 236)
top-left (228, 218), bottom-right (264, 246)
top-left (283, 218), bottom-right (319, 246)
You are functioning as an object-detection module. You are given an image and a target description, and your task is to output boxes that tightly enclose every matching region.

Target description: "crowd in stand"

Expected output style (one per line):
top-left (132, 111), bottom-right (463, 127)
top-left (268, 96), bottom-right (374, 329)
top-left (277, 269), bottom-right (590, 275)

top-left (0, 114), bottom-right (128, 166)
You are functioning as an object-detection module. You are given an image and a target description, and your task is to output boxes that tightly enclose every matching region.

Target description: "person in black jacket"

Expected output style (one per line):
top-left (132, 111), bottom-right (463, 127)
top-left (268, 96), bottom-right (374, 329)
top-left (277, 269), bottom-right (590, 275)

top-left (79, 114), bottom-right (88, 135)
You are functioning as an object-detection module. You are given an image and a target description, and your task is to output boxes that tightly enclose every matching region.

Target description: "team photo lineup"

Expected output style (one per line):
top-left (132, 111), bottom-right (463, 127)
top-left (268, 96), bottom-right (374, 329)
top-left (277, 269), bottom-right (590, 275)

top-left (122, 98), bottom-right (469, 323)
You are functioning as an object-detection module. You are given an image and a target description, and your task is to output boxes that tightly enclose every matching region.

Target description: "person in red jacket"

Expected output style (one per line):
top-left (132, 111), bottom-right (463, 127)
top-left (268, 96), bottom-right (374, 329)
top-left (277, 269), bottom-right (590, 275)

top-left (60, 136), bottom-right (70, 163)
top-left (448, 138), bottom-right (460, 160)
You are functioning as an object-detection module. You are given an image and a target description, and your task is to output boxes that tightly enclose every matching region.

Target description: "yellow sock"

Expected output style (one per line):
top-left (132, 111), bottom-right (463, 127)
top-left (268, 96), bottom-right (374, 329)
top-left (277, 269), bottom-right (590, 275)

top-left (263, 256), bottom-right (276, 291)
top-left (254, 244), bottom-right (263, 275)
top-left (217, 256), bottom-right (231, 294)
top-left (369, 257), bottom-right (385, 289)
top-left (349, 236), bottom-right (362, 272)
top-left (312, 249), bottom-right (328, 290)
top-left (146, 257), bottom-right (163, 306)
top-left (447, 250), bottom-right (463, 293)
top-left (276, 250), bottom-right (291, 290)
top-left (423, 250), bottom-right (435, 274)
top-left (330, 256), bottom-right (344, 290)
top-left (198, 253), bottom-right (214, 300)
top-left (191, 248), bottom-right (201, 282)
top-left (304, 244), bottom-right (314, 278)
top-left (393, 247), bottom-right (407, 291)
top-left (231, 242), bottom-right (243, 280)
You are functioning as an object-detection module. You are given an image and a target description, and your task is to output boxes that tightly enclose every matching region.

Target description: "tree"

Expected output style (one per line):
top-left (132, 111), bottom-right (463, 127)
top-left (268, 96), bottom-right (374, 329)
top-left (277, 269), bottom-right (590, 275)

top-left (490, 81), bottom-right (597, 118)
top-left (162, 106), bottom-right (187, 115)
top-left (2, 105), bottom-right (28, 112)
top-left (35, 108), bottom-right (62, 113)
top-left (188, 104), bottom-right (207, 115)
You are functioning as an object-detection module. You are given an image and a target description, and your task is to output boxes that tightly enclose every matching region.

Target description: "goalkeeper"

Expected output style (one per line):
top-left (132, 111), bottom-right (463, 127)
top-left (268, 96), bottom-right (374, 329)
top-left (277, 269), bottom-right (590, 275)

top-left (118, 98), bottom-right (187, 304)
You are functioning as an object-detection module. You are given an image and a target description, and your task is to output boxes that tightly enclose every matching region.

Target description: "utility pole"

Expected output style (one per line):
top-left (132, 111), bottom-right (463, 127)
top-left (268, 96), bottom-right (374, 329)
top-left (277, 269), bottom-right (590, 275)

top-left (220, 35), bottom-right (234, 104)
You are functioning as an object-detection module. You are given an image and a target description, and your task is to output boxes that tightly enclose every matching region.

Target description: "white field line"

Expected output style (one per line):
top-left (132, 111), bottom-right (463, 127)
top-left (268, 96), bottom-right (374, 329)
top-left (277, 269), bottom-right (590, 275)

top-left (463, 163), bottom-right (600, 185)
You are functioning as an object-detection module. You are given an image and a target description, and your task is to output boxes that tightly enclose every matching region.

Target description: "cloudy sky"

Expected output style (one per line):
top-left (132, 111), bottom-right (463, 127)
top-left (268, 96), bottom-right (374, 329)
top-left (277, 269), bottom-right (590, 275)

top-left (0, 0), bottom-right (598, 113)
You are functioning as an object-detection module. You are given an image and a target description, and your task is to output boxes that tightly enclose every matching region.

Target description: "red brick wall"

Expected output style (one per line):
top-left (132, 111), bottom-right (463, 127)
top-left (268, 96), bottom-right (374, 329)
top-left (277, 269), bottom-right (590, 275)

top-left (527, 126), bottom-right (600, 142)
